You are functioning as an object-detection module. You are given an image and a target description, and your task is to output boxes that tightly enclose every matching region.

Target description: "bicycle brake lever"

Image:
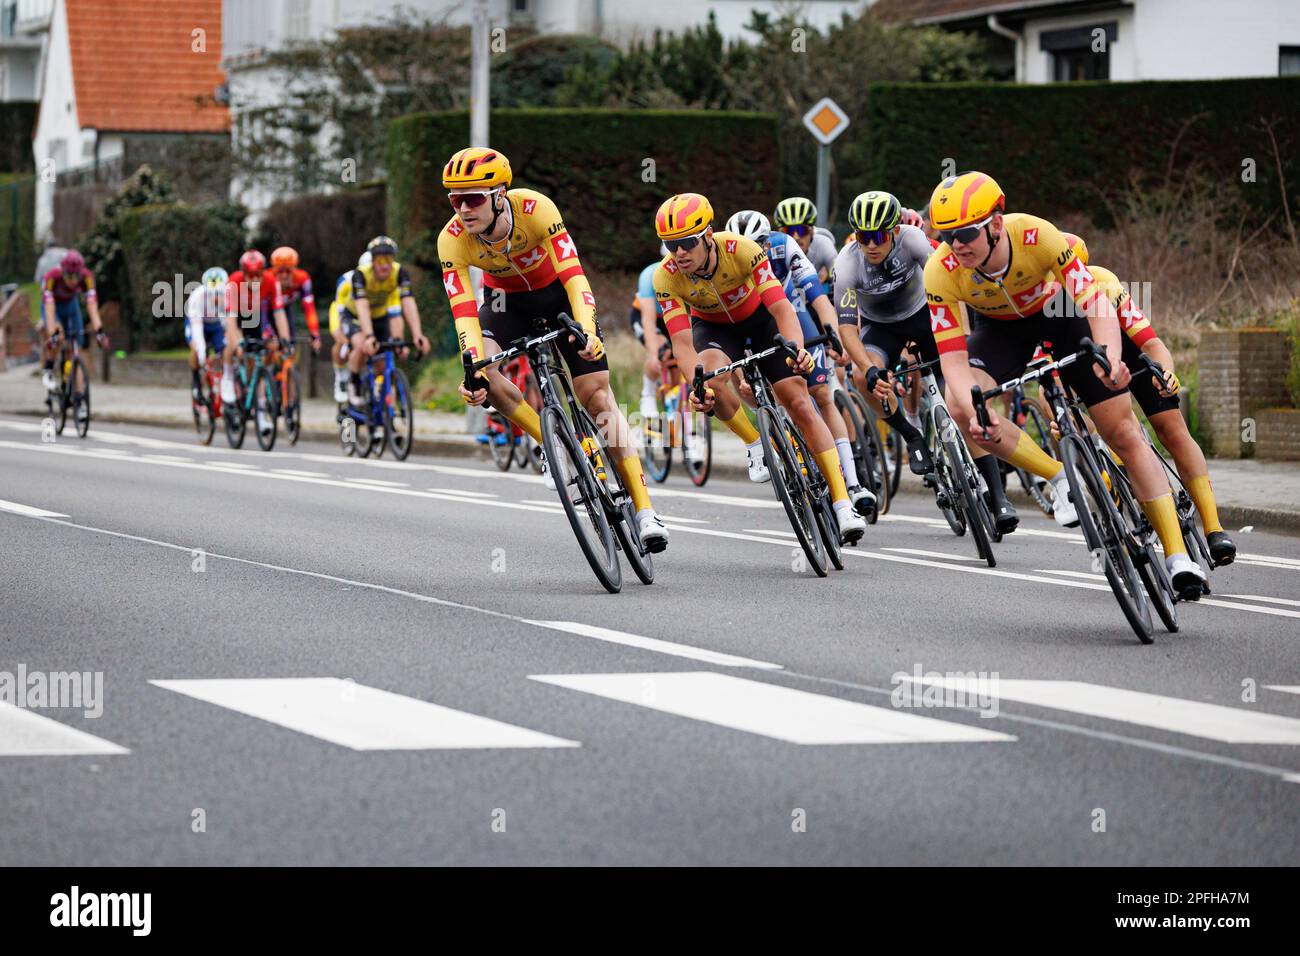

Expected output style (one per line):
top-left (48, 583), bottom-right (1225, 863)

top-left (971, 384), bottom-right (991, 441)
top-left (692, 363), bottom-right (713, 417)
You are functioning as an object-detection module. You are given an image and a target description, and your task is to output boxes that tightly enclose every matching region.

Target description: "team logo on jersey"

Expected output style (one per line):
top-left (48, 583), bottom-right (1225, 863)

top-left (522, 199), bottom-right (537, 215)
top-left (755, 261), bottom-right (775, 285)
top-left (942, 254), bottom-right (959, 272)
top-left (1062, 258), bottom-right (1094, 296)
top-left (582, 290), bottom-right (596, 307)
top-left (550, 233), bottom-right (578, 262)
top-left (512, 247), bottom-right (546, 270)
top-left (928, 303), bottom-right (955, 332)
top-left (442, 271), bottom-right (463, 297)
top-left (1023, 228), bottom-right (1038, 246)
top-left (1014, 282), bottom-right (1049, 307)
top-left (726, 240), bottom-right (738, 254)
top-left (448, 219), bottom-right (463, 237)
top-left (723, 286), bottom-right (749, 307)
top-left (663, 258), bottom-right (679, 274)
top-left (1118, 298), bottom-right (1142, 328)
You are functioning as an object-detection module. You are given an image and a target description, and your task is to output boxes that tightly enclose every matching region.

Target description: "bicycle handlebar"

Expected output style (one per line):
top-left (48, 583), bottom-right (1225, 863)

top-left (970, 336), bottom-right (1111, 439)
top-left (461, 313), bottom-right (587, 393)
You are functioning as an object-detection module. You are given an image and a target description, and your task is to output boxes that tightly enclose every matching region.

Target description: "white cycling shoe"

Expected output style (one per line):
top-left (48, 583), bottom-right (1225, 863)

top-left (41, 369), bottom-right (56, 392)
top-left (849, 484), bottom-right (877, 518)
top-left (746, 443), bottom-right (771, 483)
top-left (220, 376), bottom-right (237, 405)
top-left (1050, 474), bottom-right (1079, 528)
top-left (638, 510), bottom-right (669, 553)
top-left (1167, 552), bottom-right (1207, 601)
top-left (332, 372), bottom-right (348, 404)
top-left (639, 396), bottom-right (659, 421)
top-left (836, 503), bottom-right (866, 546)
top-left (540, 449), bottom-right (557, 491)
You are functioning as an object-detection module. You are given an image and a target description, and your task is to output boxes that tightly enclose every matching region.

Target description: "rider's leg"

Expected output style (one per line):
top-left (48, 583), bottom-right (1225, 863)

top-left (944, 363), bottom-right (1023, 529)
top-left (811, 379), bottom-right (857, 488)
top-left (1090, 395), bottom-right (1185, 554)
top-left (573, 369), bottom-right (653, 513)
top-left (475, 335), bottom-right (540, 442)
top-left (1149, 406), bottom-right (1228, 551)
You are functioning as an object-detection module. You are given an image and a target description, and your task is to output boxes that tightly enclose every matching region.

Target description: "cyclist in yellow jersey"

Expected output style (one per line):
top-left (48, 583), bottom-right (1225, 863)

top-left (339, 235), bottom-right (431, 407)
top-left (439, 146), bottom-right (669, 553)
top-left (652, 192), bottom-right (866, 545)
top-left (925, 171), bottom-right (1206, 598)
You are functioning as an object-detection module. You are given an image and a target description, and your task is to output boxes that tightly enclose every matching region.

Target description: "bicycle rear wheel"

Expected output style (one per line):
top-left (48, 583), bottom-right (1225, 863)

top-left (541, 404), bottom-right (621, 593)
top-left (254, 370), bottom-right (278, 451)
top-left (759, 406), bottom-right (827, 577)
top-left (834, 389), bottom-right (878, 523)
top-left (283, 365), bottom-right (302, 445)
top-left (193, 380), bottom-right (215, 445)
top-left (641, 400), bottom-right (672, 483)
top-left (385, 368), bottom-right (414, 461)
top-left (486, 411), bottom-right (515, 470)
top-left (935, 406), bottom-right (994, 566)
top-left (1019, 405), bottom-right (1056, 515)
top-left (852, 392), bottom-right (891, 517)
top-left (224, 369), bottom-right (247, 449)
top-left (1060, 434), bottom-right (1153, 644)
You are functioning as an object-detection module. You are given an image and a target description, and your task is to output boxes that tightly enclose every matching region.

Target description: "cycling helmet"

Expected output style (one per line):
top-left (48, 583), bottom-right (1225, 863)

top-left (724, 210), bottom-right (771, 241)
top-left (773, 196), bottom-right (817, 228)
top-left (60, 249), bottom-right (85, 272)
top-left (271, 246), bottom-right (299, 269)
top-left (848, 191), bottom-right (902, 232)
top-left (655, 194), bottom-right (713, 240)
top-left (928, 172), bottom-right (1005, 231)
top-left (239, 249), bottom-right (266, 274)
top-left (366, 235), bottom-right (397, 258)
top-left (443, 147), bottom-right (512, 190)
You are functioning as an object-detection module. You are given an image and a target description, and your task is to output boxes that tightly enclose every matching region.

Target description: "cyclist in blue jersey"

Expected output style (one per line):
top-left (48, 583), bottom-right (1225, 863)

top-left (728, 209), bottom-right (874, 516)
top-left (630, 243), bottom-right (671, 420)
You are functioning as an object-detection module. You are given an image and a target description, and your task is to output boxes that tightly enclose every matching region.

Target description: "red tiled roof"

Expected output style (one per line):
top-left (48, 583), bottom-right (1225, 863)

top-left (67, 0), bottom-right (228, 133)
top-left (871, 0), bottom-right (1094, 25)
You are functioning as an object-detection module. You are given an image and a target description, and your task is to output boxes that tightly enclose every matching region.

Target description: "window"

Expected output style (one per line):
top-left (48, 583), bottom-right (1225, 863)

top-left (285, 0), bottom-right (310, 41)
top-left (1041, 22), bottom-right (1117, 82)
top-left (1282, 46), bottom-right (1300, 76)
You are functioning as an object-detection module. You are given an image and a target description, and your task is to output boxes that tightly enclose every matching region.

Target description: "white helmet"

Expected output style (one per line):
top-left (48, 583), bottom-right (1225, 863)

top-left (357, 251), bottom-right (372, 269)
top-left (725, 210), bottom-right (771, 241)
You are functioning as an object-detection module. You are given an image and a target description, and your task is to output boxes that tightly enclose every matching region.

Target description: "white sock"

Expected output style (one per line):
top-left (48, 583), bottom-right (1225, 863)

top-left (905, 408), bottom-right (922, 430)
top-left (746, 439), bottom-right (762, 454)
top-left (641, 375), bottom-right (657, 400)
top-left (222, 361), bottom-right (232, 379)
top-left (833, 498), bottom-right (851, 513)
top-left (835, 438), bottom-right (856, 484)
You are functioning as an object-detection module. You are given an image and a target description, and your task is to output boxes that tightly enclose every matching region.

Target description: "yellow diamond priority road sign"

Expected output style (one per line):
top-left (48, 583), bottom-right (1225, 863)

top-left (803, 97), bottom-right (849, 145)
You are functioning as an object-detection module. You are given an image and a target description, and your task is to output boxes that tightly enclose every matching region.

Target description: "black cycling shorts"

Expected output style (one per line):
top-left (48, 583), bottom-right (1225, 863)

top-left (692, 305), bottom-right (798, 385)
top-left (859, 303), bottom-right (939, 370)
top-left (966, 292), bottom-right (1130, 409)
top-left (1122, 333), bottom-right (1180, 418)
top-left (479, 283), bottom-right (608, 378)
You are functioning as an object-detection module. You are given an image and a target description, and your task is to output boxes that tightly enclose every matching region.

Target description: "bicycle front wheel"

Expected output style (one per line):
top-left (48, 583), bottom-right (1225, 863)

top-left (224, 369), bottom-right (248, 449)
top-left (851, 391), bottom-right (891, 517)
top-left (283, 365), bottom-right (302, 445)
top-left (1060, 434), bottom-right (1153, 644)
top-left (641, 400), bottom-right (672, 483)
top-left (541, 404), bottom-right (621, 593)
top-left (935, 405), bottom-right (994, 566)
top-left (254, 371), bottom-right (278, 451)
top-left (486, 411), bottom-right (515, 470)
top-left (759, 406), bottom-right (827, 577)
top-left (71, 356), bottom-right (91, 437)
top-left (837, 389), bottom-right (881, 522)
top-left (193, 381), bottom-right (215, 445)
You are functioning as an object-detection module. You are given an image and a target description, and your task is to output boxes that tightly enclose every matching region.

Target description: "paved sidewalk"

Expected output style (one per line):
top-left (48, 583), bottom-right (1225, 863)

top-left (2, 362), bottom-right (1297, 532)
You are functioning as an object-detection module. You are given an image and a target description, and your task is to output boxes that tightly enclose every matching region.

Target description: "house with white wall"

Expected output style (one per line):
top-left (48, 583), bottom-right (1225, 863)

top-left (871, 0), bottom-right (1300, 82)
top-left (28, 0), bottom-right (229, 241)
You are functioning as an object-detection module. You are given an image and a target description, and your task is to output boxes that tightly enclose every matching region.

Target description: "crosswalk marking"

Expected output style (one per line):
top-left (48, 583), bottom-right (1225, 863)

top-left (904, 677), bottom-right (1300, 744)
top-left (526, 622), bottom-right (783, 670)
top-left (0, 703), bottom-right (129, 756)
top-left (530, 672), bottom-right (1014, 744)
top-left (151, 678), bottom-right (578, 750)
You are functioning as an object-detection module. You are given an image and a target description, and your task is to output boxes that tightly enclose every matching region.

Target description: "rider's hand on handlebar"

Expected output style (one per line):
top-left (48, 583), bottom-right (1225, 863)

top-left (1091, 344), bottom-right (1130, 390)
top-left (310, 334), bottom-right (322, 354)
top-left (575, 331), bottom-right (604, 362)
top-left (871, 371), bottom-right (896, 404)
top-left (786, 347), bottom-right (814, 375)
top-left (459, 378), bottom-right (489, 407)
top-left (363, 333), bottom-right (379, 356)
top-left (415, 335), bottom-right (431, 357)
top-left (690, 385), bottom-right (715, 413)
top-left (1158, 368), bottom-right (1181, 397)
top-left (900, 207), bottom-right (924, 228)
top-left (969, 406), bottom-right (1003, 443)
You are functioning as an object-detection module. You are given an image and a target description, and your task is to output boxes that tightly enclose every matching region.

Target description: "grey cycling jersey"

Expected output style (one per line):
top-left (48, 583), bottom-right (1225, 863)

top-left (806, 232), bottom-right (838, 278)
top-left (832, 224), bottom-right (933, 325)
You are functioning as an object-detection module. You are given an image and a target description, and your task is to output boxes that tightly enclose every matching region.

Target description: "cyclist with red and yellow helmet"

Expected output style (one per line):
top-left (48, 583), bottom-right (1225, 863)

top-left (269, 246), bottom-right (321, 353)
top-left (924, 171), bottom-right (1207, 597)
top-left (438, 146), bottom-right (669, 553)
top-left (652, 192), bottom-right (866, 546)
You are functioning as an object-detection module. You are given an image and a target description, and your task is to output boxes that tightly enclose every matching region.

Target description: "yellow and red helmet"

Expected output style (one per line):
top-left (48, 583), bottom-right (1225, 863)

top-left (655, 193), bottom-right (713, 240)
top-left (1063, 232), bottom-right (1089, 265)
top-left (271, 246), bottom-right (299, 269)
top-left (442, 147), bottom-right (512, 190)
top-left (928, 172), bottom-right (1005, 231)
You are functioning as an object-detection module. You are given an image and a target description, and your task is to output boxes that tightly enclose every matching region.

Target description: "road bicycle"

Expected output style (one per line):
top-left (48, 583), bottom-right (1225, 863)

top-left (45, 328), bottom-right (105, 438)
top-left (271, 338), bottom-right (304, 446)
top-left (973, 338), bottom-right (1167, 644)
top-left (1003, 368), bottom-right (1056, 516)
top-left (694, 332), bottom-right (855, 577)
top-left (463, 314), bottom-right (657, 594)
top-left (821, 327), bottom-right (886, 520)
top-left (641, 342), bottom-right (713, 487)
top-left (482, 353), bottom-right (543, 473)
top-left (337, 339), bottom-right (416, 460)
top-left (191, 351), bottom-right (227, 446)
top-left (225, 337), bottom-right (280, 451)
top-left (888, 348), bottom-right (1000, 567)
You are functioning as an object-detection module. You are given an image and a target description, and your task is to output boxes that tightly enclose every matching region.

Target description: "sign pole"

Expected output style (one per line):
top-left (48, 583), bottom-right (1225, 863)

top-left (802, 97), bottom-right (850, 226)
top-left (815, 144), bottom-right (829, 228)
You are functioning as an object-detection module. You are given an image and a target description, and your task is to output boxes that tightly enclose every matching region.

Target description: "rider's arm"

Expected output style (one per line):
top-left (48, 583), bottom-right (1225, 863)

top-left (41, 274), bottom-right (55, 330)
top-left (534, 193), bottom-right (598, 338)
top-left (350, 271), bottom-right (375, 338)
top-left (831, 254), bottom-right (875, 372)
top-left (83, 273), bottom-right (102, 331)
top-left (438, 228), bottom-right (487, 362)
top-left (185, 287), bottom-right (207, 362)
top-left (640, 299), bottom-right (662, 366)
top-left (924, 251), bottom-right (980, 415)
top-left (1044, 222), bottom-right (1121, 369)
top-left (299, 273), bottom-right (320, 338)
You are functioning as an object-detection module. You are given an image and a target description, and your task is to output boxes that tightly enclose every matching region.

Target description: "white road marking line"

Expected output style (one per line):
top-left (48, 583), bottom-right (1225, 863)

top-left (1223, 594), bottom-right (1300, 608)
top-left (0, 703), bottom-right (129, 756)
top-left (208, 460), bottom-right (259, 469)
top-left (1265, 686), bottom-right (1300, 696)
top-left (141, 454), bottom-right (194, 463)
top-left (273, 469), bottom-right (331, 478)
top-left (1038, 568), bottom-right (1108, 581)
top-left (526, 621), bottom-right (782, 670)
top-left (1235, 559), bottom-right (1300, 572)
top-left (151, 678), bottom-right (577, 750)
top-left (1239, 553), bottom-right (1300, 567)
top-left (530, 672), bottom-right (1014, 744)
top-left (904, 677), bottom-right (1300, 744)
top-left (883, 547), bottom-right (983, 562)
top-left (1196, 599), bottom-right (1300, 620)
top-left (0, 498), bottom-right (68, 518)
top-left (425, 487), bottom-right (497, 498)
top-left (744, 528), bottom-right (794, 538)
top-left (879, 512), bottom-right (1084, 541)
top-left (347, 478), bottom-right (409, 487)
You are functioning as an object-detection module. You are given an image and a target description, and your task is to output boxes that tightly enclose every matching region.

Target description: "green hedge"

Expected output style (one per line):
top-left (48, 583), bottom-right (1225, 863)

top-left (0, 103), bottom-right (36, 174)
top-left (847, 77), bottom-right (1300, 224)
top-left (0, 173), bottom-right (37, 282)
top-left (118, 203), bottom-right (247, 350)
top-left (388, 108), bottom-right (780, 354)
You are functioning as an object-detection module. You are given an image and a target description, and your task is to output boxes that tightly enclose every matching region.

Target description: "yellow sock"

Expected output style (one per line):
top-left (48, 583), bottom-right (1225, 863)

top-left (1141, 493), bottom-right (1186, 558)
top-left (721, 408), bottom-right (759, 445)
top-left (615, 455), bottom-right (653, 513)
top-left (814, 448), bottom-right (850, 505)
top-left (506, 401), bottom-right (542, 443)
top-left (1007, 429), bottom-right (1062, 482)
top-left (1185, 474), bottom-right (1223, 534)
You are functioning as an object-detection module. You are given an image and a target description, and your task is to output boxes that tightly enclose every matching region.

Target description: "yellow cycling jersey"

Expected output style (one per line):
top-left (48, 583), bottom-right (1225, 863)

top-left (651, 232), bottom-right (785, 337)
top-left (437, 187), bottom-right (596, 361)
top-left (335, 262), bottom-right (411, 319)
top-left (924, 213), bottom-right (1104, 355)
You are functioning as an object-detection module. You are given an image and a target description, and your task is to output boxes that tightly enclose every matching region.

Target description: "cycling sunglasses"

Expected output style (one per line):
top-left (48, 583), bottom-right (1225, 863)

top-left (937, 214), bottom-right (995, 246)
top-left (447, 190), bottom-right (493, 210)
top-left (781, 224), bottom-right (812, 238)
top-left (664, 233), bottom-right (705, 254)
top-left (855, 229), bottom-right (892, 246)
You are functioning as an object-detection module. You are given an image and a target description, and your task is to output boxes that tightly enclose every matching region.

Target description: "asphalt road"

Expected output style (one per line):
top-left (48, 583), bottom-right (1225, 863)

top-left (1, 414), bottom-right (1298, 865)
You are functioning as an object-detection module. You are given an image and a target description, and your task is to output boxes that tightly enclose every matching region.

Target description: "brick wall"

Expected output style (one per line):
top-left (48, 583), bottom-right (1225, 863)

top-left (1196, 329), bottom-right (1293, 458)
top-left (0, 288), bottom-right (35, 365)
top-left (1255, 409), bottom-right (1300, 461)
